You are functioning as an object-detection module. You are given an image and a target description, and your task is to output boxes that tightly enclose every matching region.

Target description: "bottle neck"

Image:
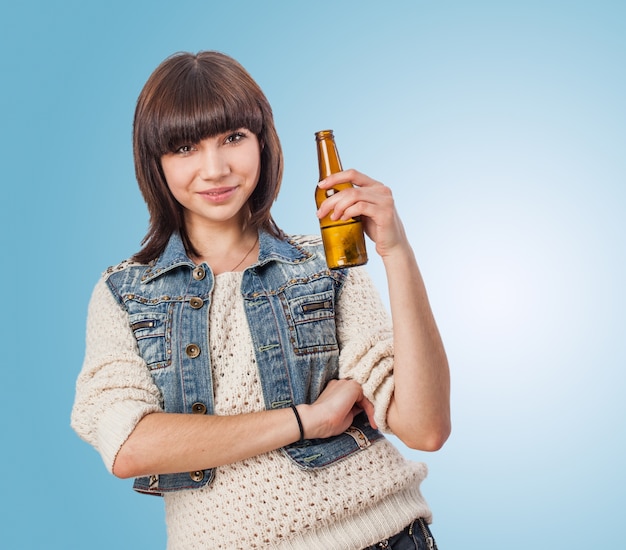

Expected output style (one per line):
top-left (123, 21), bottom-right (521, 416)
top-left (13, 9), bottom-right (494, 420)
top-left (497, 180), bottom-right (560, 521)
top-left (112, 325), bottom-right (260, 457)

top-left (316, 137), bottom-right (343, 179)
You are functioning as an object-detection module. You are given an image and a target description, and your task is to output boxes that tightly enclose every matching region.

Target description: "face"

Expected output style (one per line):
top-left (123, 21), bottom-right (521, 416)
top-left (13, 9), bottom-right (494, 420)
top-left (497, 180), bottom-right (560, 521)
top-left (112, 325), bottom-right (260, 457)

top-left (161, 129), bottom-right (261, 232)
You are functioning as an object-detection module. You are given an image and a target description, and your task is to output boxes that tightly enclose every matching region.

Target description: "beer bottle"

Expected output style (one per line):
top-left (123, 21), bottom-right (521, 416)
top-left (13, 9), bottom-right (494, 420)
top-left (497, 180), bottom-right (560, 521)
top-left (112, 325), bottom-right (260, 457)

top-left (315, 129), bottom-right (368, 269)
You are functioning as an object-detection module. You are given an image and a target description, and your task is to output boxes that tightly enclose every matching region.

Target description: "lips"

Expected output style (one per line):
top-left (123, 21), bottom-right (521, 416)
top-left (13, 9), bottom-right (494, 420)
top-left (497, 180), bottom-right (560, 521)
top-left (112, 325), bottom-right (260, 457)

top-left (199, 186), bottom-right (238, 203)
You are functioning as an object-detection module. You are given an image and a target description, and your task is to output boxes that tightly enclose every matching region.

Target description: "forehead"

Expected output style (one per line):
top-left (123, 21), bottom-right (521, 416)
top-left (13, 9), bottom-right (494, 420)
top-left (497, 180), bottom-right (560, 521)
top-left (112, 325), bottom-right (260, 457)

top-left (150, 96), bottom-right (263, 155)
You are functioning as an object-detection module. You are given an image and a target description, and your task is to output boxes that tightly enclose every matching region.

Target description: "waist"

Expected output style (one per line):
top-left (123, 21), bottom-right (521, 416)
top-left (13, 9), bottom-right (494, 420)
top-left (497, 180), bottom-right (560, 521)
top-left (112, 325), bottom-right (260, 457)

top-left (272, 483), bottom-right (431, 550)
top-left (163, 442), bottom-right (430, 549)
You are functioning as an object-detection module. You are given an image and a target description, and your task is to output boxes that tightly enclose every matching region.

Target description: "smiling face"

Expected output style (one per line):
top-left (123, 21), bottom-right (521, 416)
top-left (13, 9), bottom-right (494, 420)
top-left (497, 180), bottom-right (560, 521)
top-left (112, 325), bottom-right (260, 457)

top-left (161, 129), bottom-right (262, 233)
top-left (132, 51), bottom-right (284, 263)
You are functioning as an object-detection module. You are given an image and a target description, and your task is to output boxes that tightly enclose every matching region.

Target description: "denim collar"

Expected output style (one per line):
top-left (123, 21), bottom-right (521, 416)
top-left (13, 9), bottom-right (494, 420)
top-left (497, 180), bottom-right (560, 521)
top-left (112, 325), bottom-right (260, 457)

top-left (141, 230), bottom-right (313, 283)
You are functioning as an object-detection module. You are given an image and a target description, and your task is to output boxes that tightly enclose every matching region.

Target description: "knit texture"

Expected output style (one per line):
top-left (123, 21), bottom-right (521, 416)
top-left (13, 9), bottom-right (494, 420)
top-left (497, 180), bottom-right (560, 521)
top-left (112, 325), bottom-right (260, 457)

top-left (72, 261), bottom-right (431, 549)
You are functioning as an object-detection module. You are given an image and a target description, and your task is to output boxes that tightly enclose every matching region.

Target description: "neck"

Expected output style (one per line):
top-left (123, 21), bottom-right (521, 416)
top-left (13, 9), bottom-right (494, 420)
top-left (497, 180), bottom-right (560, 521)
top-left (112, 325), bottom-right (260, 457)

top-left (188, 226), bottom-right (259, 275)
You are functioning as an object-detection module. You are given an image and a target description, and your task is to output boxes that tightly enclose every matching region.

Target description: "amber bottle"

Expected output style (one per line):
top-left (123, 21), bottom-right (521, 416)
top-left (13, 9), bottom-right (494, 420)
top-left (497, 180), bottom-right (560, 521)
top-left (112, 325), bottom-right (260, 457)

top-left (315, 129), bottom-right (368, 269)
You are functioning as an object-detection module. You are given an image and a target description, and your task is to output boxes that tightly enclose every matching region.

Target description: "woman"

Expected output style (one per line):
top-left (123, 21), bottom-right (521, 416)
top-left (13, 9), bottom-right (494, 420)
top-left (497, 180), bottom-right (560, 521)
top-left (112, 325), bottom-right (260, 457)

top-left (71, 50), bottom-right (450, 549)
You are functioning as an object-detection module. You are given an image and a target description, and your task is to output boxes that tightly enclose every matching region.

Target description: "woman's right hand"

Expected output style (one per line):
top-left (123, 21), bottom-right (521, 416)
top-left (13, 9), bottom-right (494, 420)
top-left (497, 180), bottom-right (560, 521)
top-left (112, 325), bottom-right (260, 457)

top-left (299, 379), bottom-right (377, 440)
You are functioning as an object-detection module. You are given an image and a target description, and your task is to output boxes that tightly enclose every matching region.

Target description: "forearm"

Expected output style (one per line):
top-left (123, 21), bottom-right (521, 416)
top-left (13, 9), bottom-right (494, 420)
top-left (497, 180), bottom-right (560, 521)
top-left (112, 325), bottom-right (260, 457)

top-left (113, 377), bottom-right (369, 479)
top-left (383, 242), bottom-right (451, 450)
top-left (113, 407), bottom-right (301, 479)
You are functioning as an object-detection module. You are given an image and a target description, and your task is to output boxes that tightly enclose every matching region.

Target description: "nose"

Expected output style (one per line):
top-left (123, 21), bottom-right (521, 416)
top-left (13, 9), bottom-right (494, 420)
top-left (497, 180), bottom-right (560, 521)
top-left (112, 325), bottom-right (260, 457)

top-left (198, 144), bottom-right (230, 181)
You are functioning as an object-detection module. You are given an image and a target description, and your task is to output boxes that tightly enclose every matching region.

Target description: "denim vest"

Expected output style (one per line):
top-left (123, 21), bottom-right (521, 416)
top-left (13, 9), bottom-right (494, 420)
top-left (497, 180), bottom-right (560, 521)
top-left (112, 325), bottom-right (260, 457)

top-left (105, 231), bottom-right (383, 495)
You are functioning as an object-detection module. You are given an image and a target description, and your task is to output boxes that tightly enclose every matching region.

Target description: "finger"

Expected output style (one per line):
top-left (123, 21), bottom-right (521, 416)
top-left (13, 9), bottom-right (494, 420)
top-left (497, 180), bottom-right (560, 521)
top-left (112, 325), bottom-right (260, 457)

top-left (317, 183), bottom-right (378, 214)
top-left (318, 169), bottom-right (382, 190)
top-left (319, 186), bottom-right (393, 222)
top-left (356, 397), bottom-right (378, 430)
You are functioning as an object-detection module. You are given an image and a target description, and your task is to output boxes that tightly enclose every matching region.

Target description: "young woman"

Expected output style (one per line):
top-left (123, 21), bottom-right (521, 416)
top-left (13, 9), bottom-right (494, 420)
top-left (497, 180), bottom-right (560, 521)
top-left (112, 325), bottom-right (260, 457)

top-left (71, 50), bottom-right (450, 549)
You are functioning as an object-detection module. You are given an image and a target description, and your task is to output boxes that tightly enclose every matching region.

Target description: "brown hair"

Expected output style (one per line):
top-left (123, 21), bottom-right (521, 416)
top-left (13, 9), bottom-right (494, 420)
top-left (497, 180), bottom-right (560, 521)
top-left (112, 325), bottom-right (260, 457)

top-left (132, 51), bottom-right (283, 263)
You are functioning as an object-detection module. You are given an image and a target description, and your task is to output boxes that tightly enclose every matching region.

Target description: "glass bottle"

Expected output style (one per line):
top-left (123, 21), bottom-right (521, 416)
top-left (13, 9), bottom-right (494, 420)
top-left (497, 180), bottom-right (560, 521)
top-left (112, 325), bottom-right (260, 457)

top-left (315, 129), bottom-right (368, 269)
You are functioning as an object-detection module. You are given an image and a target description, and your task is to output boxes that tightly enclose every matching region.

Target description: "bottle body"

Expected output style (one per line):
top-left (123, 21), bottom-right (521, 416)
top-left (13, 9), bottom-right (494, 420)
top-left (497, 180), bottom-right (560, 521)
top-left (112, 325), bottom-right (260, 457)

top-left (315, 129), bottom-right (368, 269)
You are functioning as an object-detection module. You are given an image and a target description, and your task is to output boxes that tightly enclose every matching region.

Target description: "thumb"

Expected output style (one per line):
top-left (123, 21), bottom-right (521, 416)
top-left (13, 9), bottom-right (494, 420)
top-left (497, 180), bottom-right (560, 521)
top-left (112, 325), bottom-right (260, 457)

top-left (357, 396), bottom-right (378, 430)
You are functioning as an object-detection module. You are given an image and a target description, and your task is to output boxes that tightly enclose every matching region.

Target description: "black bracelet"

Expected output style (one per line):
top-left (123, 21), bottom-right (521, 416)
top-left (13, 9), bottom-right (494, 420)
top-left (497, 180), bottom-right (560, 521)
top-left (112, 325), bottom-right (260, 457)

top-left (290, 403), bottom-right (305, 443)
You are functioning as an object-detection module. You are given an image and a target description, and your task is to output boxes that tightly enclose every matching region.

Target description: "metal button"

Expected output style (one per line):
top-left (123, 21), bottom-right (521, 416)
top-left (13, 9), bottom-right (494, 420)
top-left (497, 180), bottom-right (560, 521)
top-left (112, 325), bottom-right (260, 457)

top-left (189, 470), bottom-right (204, 482)
top-left (191, 402), bottom-right (207, 414)
top-left (192, 266), bottom-right (206, 280)
top-left (189, 297), bottom-right (204, 309)
top-left (185, 344), bottom-right (201, 358)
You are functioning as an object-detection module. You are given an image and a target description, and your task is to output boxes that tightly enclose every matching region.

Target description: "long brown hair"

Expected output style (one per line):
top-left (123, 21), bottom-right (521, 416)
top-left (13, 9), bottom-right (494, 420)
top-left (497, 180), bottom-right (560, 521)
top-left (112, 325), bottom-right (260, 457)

top-left (132, 51), bottom-right (283, 263)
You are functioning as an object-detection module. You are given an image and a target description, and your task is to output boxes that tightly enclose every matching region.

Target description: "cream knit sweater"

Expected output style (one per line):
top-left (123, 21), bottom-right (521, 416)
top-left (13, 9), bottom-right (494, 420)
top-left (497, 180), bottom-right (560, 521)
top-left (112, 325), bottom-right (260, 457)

top-left (72, 261), bottom-right (431, 550)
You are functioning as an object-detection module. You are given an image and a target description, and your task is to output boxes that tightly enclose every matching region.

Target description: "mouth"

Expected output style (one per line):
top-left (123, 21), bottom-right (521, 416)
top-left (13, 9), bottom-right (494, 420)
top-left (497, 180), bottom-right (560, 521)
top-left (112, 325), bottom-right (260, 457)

top-left (199, 186), bottom-right (238, 203)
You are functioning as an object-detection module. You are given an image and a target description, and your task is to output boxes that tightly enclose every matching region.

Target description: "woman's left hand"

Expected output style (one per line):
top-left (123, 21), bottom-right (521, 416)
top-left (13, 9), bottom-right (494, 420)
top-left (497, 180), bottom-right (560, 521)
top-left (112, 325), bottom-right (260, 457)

top-left (317, 169), bottom-right (408, 258)
top-left (319, 169), bottom-right (451, 452)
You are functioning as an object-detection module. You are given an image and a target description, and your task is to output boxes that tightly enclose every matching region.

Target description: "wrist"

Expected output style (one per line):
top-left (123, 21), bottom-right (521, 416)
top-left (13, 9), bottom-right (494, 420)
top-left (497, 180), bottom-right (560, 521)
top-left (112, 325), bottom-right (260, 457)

top-left (290, 404), bottom-right (305, 443)
top-left (379, 238), bottom-right (411, 258)
top-left (294, 403), bottom-right (318, 440)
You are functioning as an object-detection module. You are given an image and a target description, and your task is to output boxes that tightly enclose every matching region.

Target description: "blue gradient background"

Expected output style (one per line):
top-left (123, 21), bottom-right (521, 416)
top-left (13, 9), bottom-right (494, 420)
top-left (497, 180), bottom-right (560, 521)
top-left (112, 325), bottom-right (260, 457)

top-left (2, 1), bottom-right (624, 548)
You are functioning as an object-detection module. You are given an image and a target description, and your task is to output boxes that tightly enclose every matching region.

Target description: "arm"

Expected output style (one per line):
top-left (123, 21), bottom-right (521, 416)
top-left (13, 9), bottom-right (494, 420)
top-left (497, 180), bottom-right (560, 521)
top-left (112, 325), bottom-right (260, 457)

top-left (115, 379), bottom-right (373, 478)
top-left (72, 279), bottom-right (370, 479)
top-left (116, 378), bottom-right (373, 479)
top-left (317, 170), bottom-right (451, 451)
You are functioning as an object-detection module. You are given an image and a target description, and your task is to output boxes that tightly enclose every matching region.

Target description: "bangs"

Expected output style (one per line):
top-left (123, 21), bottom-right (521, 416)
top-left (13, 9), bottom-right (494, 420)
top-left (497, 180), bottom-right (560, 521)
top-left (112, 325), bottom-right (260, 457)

top-left (143, 66), bottom-right (264, 157)
top-left (133, 51), bottom-right (284, 263)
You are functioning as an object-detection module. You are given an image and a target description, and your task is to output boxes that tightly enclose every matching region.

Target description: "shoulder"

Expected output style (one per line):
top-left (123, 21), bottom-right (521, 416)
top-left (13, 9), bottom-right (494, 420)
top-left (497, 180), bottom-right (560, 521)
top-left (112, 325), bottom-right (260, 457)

top-left (282, 234), bottom-right (347, 284)
top-left (93, 257), bottom-right (150, 305)
top-left (86, 276), bottom-right (130, 326)
top-left (287, 234), bottom-right (323, 248)
top-left (282, 233), bottom-right (325, 259)
top-left (102, 257), bottom-right (147, 279)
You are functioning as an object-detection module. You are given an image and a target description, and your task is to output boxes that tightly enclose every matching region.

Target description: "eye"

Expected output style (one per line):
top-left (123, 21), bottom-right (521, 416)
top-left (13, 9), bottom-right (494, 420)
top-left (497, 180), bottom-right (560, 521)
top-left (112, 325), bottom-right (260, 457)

top-left (224, 130), bottom-right (248, 144)
top-left (175, 144), bottom-right (195, 155)
top-left (168, 143), bottom-right (197, 156)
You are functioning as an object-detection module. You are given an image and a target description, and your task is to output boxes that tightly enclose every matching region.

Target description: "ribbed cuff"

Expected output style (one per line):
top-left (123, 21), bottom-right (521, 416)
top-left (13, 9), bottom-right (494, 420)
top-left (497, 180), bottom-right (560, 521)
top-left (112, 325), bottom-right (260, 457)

top-left (96, 400), bottom-right (161, 472)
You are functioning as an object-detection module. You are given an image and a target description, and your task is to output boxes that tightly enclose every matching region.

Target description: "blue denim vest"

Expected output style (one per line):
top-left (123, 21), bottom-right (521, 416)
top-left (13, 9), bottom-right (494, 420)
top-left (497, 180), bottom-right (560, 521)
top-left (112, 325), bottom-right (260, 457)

top-left (105, 231), bottom-right (383, 495)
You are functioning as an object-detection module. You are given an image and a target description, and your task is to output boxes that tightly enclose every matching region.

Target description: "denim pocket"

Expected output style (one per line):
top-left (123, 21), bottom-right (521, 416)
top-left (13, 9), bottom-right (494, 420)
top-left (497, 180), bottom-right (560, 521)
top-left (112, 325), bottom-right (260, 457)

top-left (283, 290), bottom-right (338, 355)
top-left (129, 312), bottom-right (170, 369)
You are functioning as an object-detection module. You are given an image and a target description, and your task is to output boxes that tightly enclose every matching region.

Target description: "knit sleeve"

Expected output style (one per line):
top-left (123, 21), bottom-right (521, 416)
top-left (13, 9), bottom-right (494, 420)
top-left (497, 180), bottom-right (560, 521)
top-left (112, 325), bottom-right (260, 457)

top-left (70, 277), bottom-right (163, 473)
top-left (335, 267), bottom-right (395, 432)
